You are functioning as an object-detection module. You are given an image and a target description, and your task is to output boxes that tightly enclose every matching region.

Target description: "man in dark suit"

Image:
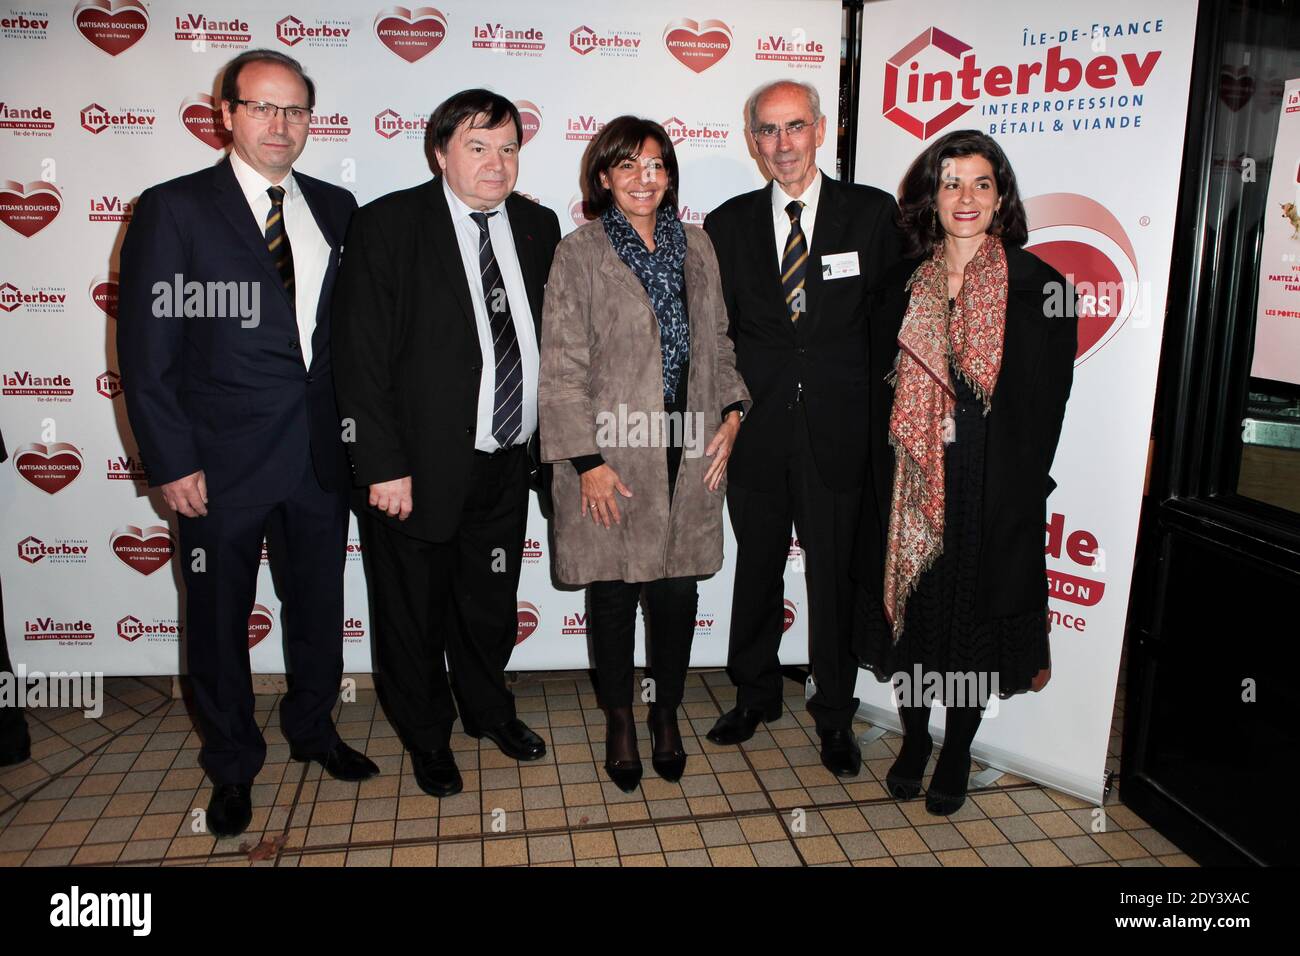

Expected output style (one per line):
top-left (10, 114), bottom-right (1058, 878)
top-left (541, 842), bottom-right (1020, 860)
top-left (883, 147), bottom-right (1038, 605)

top-left (704, 80), bottom-right (903, 776)
top-left (333, 90), bottom-right (561, 798)
top-left (117, 49), bottom-right (376, 838)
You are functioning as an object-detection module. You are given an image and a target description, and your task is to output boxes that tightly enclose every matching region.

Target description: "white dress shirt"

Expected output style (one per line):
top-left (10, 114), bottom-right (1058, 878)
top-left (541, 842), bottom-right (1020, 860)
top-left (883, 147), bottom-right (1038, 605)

top-left (228, 149), bottom-right (331, 369)
top-left (443, 179), bottom-right (539, 453)
top-left (771, 170), bottom-right (823, 267)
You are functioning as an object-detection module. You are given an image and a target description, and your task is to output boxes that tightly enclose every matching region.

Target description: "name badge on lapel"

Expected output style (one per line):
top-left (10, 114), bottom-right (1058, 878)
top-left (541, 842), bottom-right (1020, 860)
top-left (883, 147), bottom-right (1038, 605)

top-left (821, 251), bottom-right (859, 280)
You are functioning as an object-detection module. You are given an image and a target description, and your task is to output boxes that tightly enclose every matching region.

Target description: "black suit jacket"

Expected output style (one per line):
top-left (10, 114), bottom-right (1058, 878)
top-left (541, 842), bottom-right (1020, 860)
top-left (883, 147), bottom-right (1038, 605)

top-left (853, 245), bottom-right (1078, 621)
top-left (331, 178), bottom-right (561, 543)
top-left (704, 172), bottom-right (904, 492)
top-left (117, 156), bottom-right (357, 507)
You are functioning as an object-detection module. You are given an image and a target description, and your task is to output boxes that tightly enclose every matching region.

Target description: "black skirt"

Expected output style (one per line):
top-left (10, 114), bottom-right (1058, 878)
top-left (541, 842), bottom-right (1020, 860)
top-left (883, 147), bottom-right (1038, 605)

top-left (854, 363), bottom-right (1050, 700)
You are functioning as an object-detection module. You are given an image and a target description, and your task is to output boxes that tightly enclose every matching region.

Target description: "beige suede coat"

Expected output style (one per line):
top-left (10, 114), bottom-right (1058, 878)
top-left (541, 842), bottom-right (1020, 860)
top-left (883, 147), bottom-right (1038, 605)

top-left (539, 220), bottom-right (750, 585)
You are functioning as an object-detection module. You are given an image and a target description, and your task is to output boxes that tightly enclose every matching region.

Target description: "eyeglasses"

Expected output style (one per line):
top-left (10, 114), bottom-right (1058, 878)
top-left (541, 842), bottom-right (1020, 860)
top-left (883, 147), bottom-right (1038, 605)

top-left (751, 120), bottom-right (813, 140)
top-left (234, 100), bottom-right (311, 125)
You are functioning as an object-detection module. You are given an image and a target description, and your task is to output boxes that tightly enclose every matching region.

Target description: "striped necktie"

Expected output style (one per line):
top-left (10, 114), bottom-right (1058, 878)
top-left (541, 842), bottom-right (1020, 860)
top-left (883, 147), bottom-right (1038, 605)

top-left (469, 211), bottom-right (524, 449)
top-left (265, 185), bottom-right (295, 304)
top-left (781, 199), bottom-right (807, 322)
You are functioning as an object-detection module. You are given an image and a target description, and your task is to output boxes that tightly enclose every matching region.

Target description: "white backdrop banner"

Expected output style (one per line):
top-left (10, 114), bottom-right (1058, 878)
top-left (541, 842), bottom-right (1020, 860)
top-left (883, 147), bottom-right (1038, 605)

top-left (0, 0), bottom-right (843, 675)
top-left (854, 0), bottom-right (1197, 802)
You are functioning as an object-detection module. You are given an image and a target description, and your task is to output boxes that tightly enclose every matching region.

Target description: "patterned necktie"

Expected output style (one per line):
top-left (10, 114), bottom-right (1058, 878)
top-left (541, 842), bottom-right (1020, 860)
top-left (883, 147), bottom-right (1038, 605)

top-left (469, 211), bottom-right (523, 449)
top-left (265, 185), bottom-right (295, 304)
top-left (781, 199), bottom-right (807, 322)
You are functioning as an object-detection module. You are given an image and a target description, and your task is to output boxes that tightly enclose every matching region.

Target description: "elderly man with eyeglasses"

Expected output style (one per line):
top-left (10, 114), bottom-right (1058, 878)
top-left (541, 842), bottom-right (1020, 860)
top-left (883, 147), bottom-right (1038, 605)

top-left (702, 80), bottom-right (904, 776)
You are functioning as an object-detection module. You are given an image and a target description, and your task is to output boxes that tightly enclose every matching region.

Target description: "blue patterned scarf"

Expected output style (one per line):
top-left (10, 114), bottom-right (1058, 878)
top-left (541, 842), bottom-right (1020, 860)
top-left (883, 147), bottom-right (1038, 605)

top-left (601, 204), bottom-right (690, 403)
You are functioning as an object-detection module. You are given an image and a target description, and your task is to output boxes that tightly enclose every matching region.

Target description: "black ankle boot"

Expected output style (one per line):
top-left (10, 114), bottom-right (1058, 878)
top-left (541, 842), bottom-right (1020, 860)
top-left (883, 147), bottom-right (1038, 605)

top-left (885, 704), bottom-right (932, 800)
top-left (603, 705), bottom-right (642, 793)
top-left (648, 704), bottom-right (686, 782)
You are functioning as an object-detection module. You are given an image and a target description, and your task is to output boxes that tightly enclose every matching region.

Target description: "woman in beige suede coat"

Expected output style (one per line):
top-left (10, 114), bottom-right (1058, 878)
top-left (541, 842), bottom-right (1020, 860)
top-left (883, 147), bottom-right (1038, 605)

top-left (539, 116), bottom-right (749, 793)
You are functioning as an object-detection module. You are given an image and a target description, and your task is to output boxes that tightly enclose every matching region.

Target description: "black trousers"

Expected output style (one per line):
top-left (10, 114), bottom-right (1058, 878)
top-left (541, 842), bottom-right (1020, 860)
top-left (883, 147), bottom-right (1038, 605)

top-left (725, 409), bottom-right (862, 730)
top-left (361, 446), bottom-right (528, 753)
top-left (0, 575), bottom-right (30, 747)
top-left (178, 459), bottom-right (348, 786)
top-left (588, 577), bottom-right (698, 712)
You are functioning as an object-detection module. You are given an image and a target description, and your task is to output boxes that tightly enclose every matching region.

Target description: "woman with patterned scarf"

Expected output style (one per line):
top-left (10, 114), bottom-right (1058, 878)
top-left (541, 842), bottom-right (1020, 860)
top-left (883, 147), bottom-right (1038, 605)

top-left (850, 130), bottom-right (1078, 815)
top-left (539, 117), bottom-right (750, 793)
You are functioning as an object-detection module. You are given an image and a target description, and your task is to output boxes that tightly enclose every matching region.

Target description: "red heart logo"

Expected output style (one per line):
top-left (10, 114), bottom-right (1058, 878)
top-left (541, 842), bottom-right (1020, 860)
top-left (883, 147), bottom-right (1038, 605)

top-left (516, 602), bottom-right (540, 645)
top-left (110, 524), bottom-right (175, 575)
top-left (1026, 240), bottom-right (1125, 358)
top-left (248, 604), bottom-right (275, 648)
top-left (0, 180), bottom-right (62, 237)
top-left (569, 195), bottom-right (594, 227)
top-left (90, 273), bottom-right (119, 319)
top-left (179, 94), bottom-right (231, 150)
top-left (74, 0), bottom-right (148, 57)
top-left (515, 100), bottom-right (542, 146)
top-left (374, 6), bottom-right (447, 63)
top-left (663, 18), bottom-right (732, 73)
top-left (13, 442), bottom-right (83, 494)
top-left (1218, 66), bottom-right (1254, 112)
top-left (1023, 193), bottom-right (1139, 364)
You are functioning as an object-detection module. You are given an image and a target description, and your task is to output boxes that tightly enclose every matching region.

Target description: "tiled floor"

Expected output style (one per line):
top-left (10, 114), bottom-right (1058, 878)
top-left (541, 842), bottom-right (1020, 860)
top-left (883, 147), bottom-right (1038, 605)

top-left (0, 668), bottom-right (1196, 867)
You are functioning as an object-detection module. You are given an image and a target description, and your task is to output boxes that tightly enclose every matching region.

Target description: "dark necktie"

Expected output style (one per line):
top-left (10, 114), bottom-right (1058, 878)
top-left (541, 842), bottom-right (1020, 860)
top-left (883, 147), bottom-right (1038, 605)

top-left (469, 211), bottom-right (523, 449)
top-left (265, 185), bottom-right (295, 304)
top-left (780, 199), bottom-right (807, 322)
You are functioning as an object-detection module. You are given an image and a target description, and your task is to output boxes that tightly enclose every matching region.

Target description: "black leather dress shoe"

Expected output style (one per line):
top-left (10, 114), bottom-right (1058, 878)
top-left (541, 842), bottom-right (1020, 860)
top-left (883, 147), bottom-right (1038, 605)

top-left (706, 702), bottom-right (783, 746)
top-left (410, 748), bottom-right (463, 798)
top-left (290, 740), bottom-right (380, 782)
top-left (817, 727), bottom-right (863, 777)
top-left (466, 717), bottom-right (546, 761)
top-left (206, 783), bottom-right (253, 838)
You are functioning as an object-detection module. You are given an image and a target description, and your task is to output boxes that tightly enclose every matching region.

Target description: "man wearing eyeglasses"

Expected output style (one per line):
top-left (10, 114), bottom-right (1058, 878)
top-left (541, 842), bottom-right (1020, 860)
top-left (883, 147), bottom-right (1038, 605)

top-left (703, 80), bottom-right (903, 776)
top-left (117, 49), bottom-right (374, 840)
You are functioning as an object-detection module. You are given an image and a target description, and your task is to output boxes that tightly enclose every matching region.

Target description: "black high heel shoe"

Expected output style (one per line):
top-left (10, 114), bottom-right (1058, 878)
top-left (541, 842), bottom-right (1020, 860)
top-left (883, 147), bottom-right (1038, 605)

top-left (924, 750), bottom-right (971, 815)
top-left (648, 704), bottom-right (687, 782)
top-left (603, 706), bottom-right (642, 793)
top-left (885, 735), bottom-right (933, 800)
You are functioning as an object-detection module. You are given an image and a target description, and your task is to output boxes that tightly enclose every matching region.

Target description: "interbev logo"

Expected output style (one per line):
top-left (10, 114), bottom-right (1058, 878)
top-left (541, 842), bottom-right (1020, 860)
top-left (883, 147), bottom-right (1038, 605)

top-left (0, 280), bottom-right (67, 313)
top-left (374, 108), bottom-right (427, 141)
top-left (881, 26), bottom-right (1163, 140)
top-left (276, 14), bottom-right (351, 49)
top-left (81, 102), bottom-right (155, 136)
top-left (569, 24), bottom-right (641, 58)
top-left (662, 115), bottom-right (729, 150)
